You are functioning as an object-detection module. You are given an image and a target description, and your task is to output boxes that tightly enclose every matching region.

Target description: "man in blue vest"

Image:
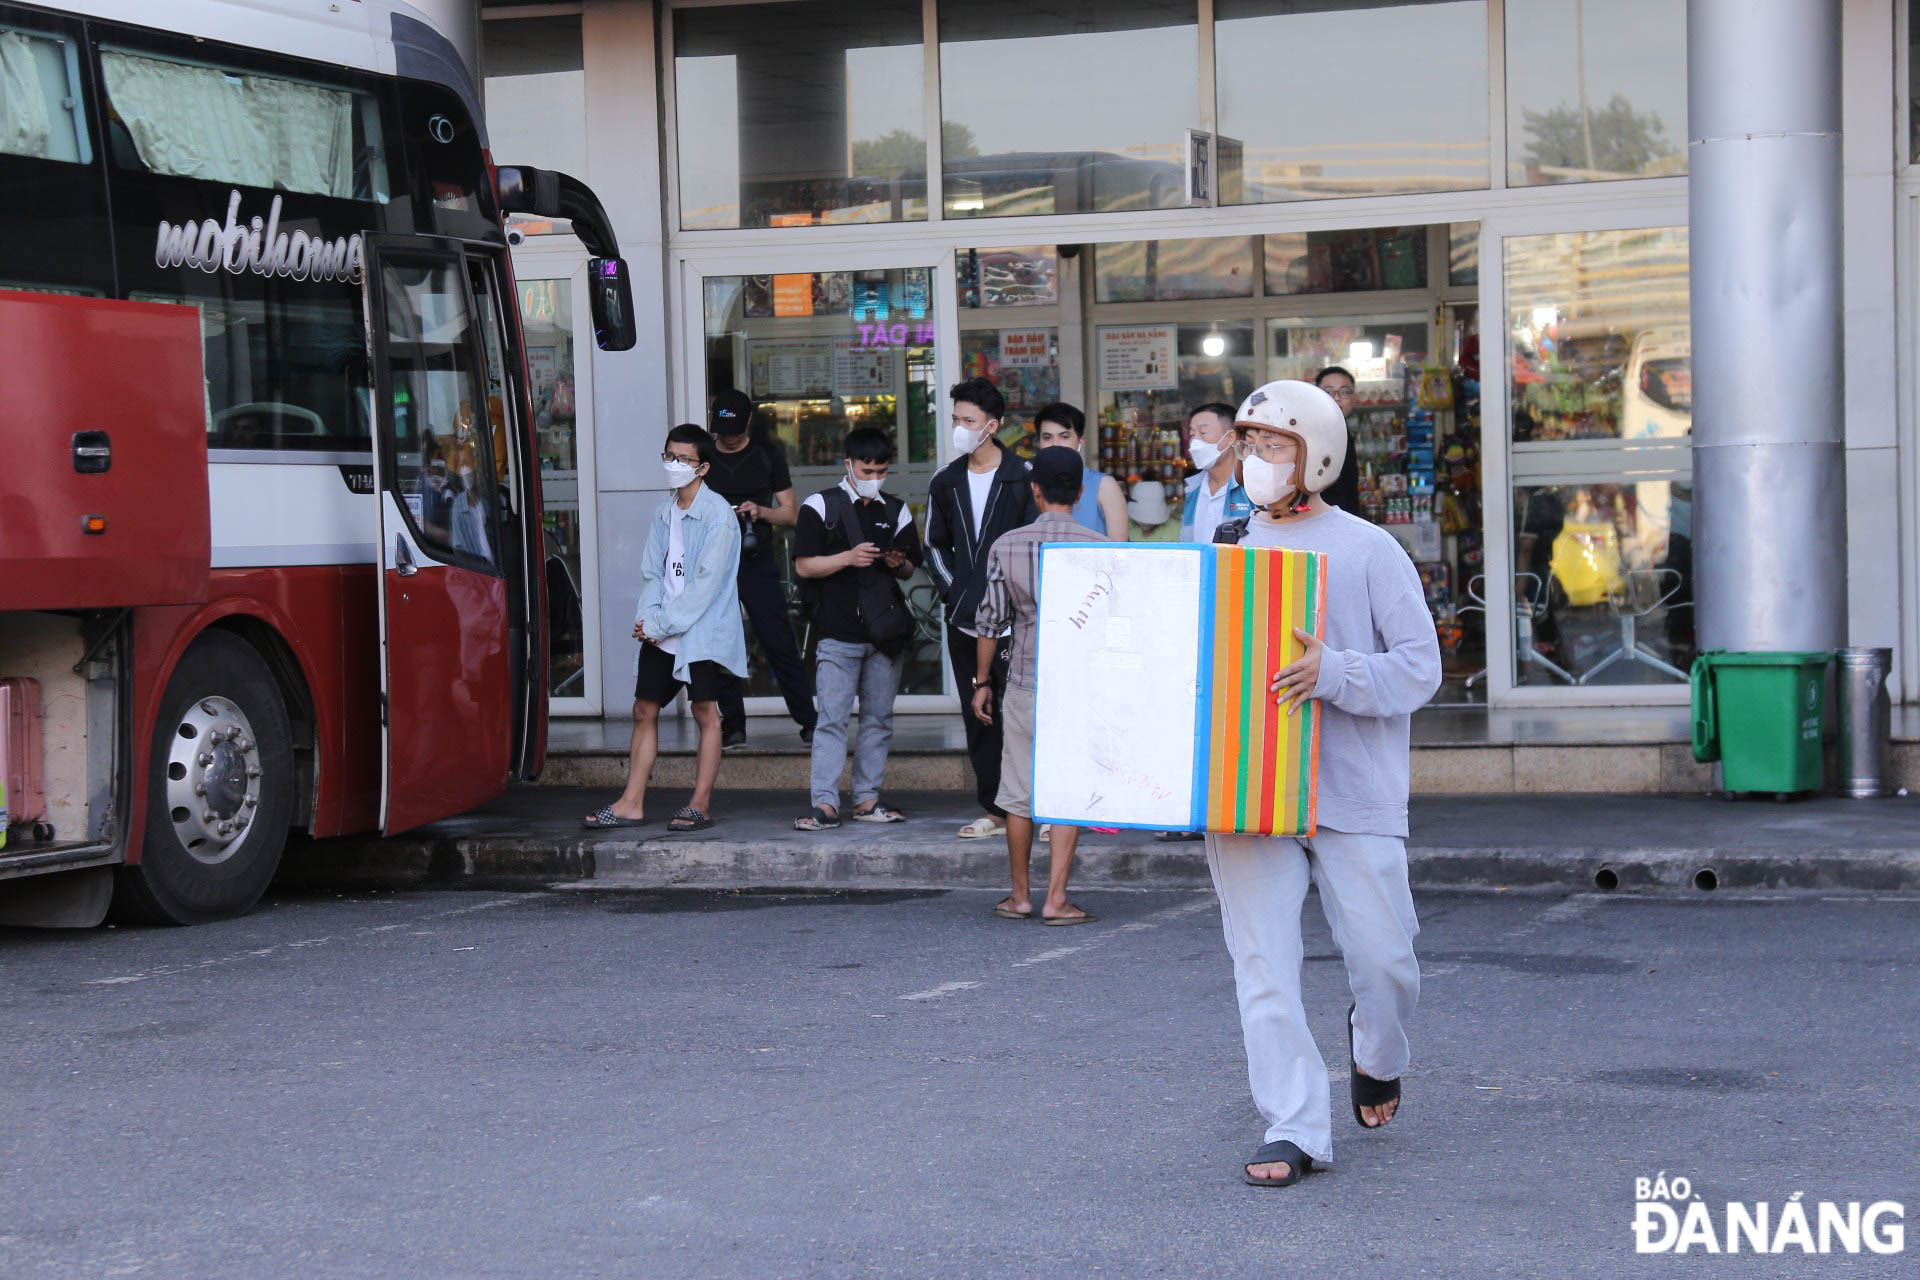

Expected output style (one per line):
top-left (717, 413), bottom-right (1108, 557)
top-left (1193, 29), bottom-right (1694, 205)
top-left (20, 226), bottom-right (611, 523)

top-left (1181, 401), bottom-right (1252, 540)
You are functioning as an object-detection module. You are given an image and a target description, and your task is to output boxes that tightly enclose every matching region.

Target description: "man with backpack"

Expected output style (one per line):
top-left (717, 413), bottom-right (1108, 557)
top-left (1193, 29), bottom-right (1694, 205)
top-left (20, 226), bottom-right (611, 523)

top-left (791, 427), bottom-right (922, 831)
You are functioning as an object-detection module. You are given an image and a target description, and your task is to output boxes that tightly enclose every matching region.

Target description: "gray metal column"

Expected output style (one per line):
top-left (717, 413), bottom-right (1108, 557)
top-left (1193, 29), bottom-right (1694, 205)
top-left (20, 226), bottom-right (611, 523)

top-left (1688, 0), bottom-right (1847, 652)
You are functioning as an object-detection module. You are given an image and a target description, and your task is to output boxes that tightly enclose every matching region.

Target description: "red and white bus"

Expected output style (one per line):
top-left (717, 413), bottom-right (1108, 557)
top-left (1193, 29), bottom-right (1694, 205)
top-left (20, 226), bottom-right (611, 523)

top-left (0, 0), bottom-right (637, 926)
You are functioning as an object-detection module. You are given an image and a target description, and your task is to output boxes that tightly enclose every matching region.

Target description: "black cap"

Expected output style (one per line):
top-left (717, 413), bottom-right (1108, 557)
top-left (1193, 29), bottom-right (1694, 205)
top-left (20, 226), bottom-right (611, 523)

top-left (709, 388), bottom-right (753, 436)
top-left (1030, 446), bottom-right (1083, 489)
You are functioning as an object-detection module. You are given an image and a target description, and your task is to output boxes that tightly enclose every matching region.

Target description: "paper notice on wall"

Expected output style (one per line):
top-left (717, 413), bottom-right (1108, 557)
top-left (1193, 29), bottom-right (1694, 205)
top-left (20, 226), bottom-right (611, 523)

top-left (1032, 545), bottom-right (1204, 830)
top-left (998, 328), bottom-right (1051, 369)
top-left (1097, 324), bottom-right (1177, 390)
top-left (833, 339), bottom-right (893, 395)
top-left (772, 273), bottom-right (813, 317)
top-left (749, 340), bottom-right (833, 398)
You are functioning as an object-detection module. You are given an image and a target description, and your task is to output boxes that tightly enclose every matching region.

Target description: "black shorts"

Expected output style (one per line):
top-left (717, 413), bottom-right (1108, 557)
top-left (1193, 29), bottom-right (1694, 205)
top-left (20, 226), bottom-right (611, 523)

top-left (634, 642), bottom-right (726, 706)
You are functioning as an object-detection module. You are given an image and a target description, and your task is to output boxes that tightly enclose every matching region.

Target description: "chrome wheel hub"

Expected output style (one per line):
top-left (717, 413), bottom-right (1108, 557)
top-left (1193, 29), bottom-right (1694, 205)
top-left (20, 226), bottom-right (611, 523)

top-left (164, 696), bottom-right (263, 865)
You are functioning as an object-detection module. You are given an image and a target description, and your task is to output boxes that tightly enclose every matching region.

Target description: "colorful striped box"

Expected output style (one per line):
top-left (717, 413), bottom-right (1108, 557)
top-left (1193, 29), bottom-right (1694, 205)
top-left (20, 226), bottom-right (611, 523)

top-left (1031, 542), bottom-right (1326, 837)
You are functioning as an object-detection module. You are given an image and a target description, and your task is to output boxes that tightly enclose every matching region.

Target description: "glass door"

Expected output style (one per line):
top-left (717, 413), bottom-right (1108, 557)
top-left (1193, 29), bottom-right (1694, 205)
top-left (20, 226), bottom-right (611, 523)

top-left (680, 250), bottom-right (958, 712)
top-left (1479, 206), bottom-right (1693, 704)
top-left (509, 249), bottom-right (602, 716)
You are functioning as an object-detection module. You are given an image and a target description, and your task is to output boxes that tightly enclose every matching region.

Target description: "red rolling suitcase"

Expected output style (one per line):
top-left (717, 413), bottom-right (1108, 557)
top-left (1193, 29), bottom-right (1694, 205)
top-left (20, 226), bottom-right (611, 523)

top-left (1, 676), bottom-right (48, 841)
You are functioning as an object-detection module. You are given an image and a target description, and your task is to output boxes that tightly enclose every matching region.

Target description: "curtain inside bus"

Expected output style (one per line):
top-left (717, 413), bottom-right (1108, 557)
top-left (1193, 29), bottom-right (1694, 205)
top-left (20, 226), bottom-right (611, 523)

top-left (100, 49), bottom-right (357, 198)
top-left (1, 28), bottom-right (78, 161)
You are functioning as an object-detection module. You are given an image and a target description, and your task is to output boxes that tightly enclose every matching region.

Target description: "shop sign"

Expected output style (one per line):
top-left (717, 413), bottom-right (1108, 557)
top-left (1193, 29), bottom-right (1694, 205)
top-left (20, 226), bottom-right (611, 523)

top-left (748, 339), bottom-right (833, 398)
top-left (833, 338), bottom-right (893, 395)
top-left (1097, 324), bottom-right (1177, 391)
top-left (998, 328), bottom-right (1051, 369)
top-left (772, 273), bottom-right (813, 317)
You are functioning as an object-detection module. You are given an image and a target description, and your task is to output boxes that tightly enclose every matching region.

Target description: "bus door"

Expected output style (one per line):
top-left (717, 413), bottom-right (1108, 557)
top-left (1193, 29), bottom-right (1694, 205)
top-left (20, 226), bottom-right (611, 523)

top-left (361, 235), bottom-right (528, 834)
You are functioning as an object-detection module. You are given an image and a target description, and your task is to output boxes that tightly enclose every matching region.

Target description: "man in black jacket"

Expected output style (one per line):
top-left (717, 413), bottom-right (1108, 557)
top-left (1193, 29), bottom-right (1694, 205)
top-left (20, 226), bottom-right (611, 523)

top-left (925, 377), bottom-right (1037, 840)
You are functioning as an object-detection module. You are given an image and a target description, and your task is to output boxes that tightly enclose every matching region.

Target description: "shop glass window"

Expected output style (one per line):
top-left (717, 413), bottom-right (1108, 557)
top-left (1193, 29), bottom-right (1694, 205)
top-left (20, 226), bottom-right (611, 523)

top-left (1094, 323), bottom-right (1254, 504)
top-left (1506, 227), bottom-right (1693, 687)
top-left (1912, 0), bottom-right (1920, 163)
top-left (956, 246), bottom-right (1059, 309)
top-left (960, 328), bottom-right (1060, 454)
top-left (483, 15), bottom-right (586, 235)
top-left (1505, 0), bottom-right (1686, 185)
top-left (1095, 237), bottom-right (1256, 302)
top-left (939, 0), bottom-right (1198, 218)
top-left (0, 26), bottom-right (90, 162)
top-left (1506, 227), bottom-right (1690, 444)
top-left (701, 267), bottom-right (944, 696)
top-left (1263, 227), bottom-right (1427, 297)
top-left (675, 0), bottom-right (926, 230)
top-left (101, 47), bottom-right (386, 200)
top-left (1214, 1), bottom-right (1488, 203)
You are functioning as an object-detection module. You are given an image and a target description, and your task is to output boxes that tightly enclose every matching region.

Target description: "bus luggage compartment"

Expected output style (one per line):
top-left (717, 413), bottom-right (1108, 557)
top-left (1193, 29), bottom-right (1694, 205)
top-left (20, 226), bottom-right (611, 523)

top-left (0, 292), bottom-right (210, 611)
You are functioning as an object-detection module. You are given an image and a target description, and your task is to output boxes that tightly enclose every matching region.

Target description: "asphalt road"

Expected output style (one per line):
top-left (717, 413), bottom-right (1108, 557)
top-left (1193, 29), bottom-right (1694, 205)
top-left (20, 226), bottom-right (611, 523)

top-left (2, 885), bottom-right (1915, 1278)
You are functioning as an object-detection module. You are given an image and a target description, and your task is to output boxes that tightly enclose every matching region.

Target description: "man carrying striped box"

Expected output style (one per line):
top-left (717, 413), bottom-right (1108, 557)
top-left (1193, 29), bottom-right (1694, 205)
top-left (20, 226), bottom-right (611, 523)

top-left (1208, 380), bottom-right (1442, 1189)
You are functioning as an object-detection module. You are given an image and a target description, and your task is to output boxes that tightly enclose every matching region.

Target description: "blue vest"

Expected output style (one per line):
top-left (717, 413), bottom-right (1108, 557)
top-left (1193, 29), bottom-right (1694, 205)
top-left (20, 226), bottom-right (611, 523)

top-left (1071, 466), bottom-right (1106, 534)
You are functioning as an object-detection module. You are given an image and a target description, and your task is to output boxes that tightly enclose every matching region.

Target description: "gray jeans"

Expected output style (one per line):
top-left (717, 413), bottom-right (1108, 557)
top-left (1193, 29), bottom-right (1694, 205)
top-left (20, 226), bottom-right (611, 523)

top-left (810, 637), bottom-right (906, 812)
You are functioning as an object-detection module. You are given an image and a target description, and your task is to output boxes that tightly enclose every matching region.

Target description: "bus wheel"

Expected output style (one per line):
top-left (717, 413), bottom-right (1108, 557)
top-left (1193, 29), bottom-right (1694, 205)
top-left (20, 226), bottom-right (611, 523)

top-left (113, 631), bottom-right (295, 925)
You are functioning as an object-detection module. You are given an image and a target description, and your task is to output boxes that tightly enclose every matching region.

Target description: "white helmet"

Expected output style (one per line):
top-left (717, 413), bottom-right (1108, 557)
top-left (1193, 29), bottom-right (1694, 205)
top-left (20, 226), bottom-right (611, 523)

top-left (1235, 379), bottom-right (1348, 495)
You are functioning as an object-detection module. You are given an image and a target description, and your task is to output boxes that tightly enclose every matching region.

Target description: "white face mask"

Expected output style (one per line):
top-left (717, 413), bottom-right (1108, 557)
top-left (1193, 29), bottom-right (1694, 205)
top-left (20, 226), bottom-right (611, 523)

top-left (1188, 437), bottom-right (1223, 471)
top-left (951, 423), bottom-right (987, 455)
top-left (662, 458), bottom-right (700, 490)
top-left (847, 468), bottom-right (883, 501)
top-left (1242, 454), bottom-right (1296, 507)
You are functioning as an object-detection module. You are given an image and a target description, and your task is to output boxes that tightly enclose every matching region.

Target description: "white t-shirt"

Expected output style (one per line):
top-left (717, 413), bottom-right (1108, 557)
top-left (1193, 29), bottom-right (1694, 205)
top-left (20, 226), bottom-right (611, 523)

top-left (1191, 472), bottom-right (1230, 540)
top-left (655, 502), bottom-right (690, 655)
top-left (966, 466), bottom-right (994, 534)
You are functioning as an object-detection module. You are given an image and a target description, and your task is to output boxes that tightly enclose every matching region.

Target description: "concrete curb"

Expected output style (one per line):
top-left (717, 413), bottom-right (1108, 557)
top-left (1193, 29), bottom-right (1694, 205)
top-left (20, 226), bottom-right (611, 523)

top-left (277, 833), bottom-right (1920, 895)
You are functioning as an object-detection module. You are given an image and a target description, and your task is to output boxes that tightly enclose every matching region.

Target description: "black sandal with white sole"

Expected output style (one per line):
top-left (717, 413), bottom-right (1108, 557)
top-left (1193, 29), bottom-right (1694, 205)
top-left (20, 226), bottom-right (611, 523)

top-left (1348, 1002), bottom-right (1402, 1128)
top-left (1244, 1139), bottom-right (1315, 1188)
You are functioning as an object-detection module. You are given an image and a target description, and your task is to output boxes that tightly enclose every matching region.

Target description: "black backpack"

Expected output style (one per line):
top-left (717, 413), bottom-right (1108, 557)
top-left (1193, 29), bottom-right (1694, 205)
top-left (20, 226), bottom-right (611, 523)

top-left (805, 487), bottom-right (915, 656)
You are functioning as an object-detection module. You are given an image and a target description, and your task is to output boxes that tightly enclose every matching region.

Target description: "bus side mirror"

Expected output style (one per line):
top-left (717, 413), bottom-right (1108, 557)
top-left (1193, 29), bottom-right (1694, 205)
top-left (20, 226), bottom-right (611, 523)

top-left (588, 257), bottom-right (637, 352)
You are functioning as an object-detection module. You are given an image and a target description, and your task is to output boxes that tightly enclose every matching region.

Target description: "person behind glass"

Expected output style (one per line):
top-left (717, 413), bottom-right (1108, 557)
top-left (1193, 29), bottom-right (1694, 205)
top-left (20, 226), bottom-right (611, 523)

top-left (1313, 366), bottom-right (1362, 513)
top-left (971, 447), bottom-right (1102, 925)
top-left (925, 377), bottom-right (1037, 841)
top-left (791, 427), bottom-right (922, 831)
top-left (582, 424), bottom-right (746, 834)
top-left (1180, 401), bottom-right (1253, 540)
top-left (1208, 380), bottom-right (1440, 1188)
top-left (1126, 478), bottom-right (1181, 542)
top-left (1034, 402), bottom-right (1127, 540)
top-left (704, 388), bottom-right (818, 750)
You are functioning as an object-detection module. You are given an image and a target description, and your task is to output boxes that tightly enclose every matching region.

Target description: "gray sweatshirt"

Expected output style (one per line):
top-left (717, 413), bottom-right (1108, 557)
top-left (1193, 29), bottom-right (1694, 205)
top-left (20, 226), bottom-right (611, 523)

top-left (1242, 508), bottom-right (1442, 837)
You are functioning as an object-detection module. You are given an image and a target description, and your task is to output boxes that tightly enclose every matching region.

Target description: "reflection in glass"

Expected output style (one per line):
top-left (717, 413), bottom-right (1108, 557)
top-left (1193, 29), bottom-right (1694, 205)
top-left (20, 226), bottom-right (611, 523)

top-left (1215, 1), bottom-right (1487, 202)
top-left (703, 269), bottom-right (943, 695)
top-left (483, 16), bottom-right (585, 234)
top-left (939, 1), bottom-right (1197, 217)
top-left (1095, 237), bottom-right (1256, 302)
top-left (675, 0), bottom-right (925, 230)
top-left (518, 278), bottom-right (586, 695)
top-left (1096, 324), bottom-right (1254, 531)
top-left (1505, 0), bottom-right (1686, 185)
top-left (1514, 482), bottom-right (1693, 686)
top-left (1263, 227), bottom-right (1427, 296)
top-left (1506, 227), bottom-right (1689, 442)
top-left (1448, 223), bottom-right (1479, 287)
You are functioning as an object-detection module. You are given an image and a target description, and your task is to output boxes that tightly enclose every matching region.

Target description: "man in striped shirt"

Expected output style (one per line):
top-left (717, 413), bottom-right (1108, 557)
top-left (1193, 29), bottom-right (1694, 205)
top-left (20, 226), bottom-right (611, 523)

top-left (971, 447), bottom-right (1105, 926)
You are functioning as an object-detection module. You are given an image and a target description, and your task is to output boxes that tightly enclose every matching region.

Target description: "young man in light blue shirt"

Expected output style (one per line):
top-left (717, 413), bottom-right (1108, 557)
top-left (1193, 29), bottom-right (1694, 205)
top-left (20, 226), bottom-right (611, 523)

top-left (584, 423), bottom-right (746, 834)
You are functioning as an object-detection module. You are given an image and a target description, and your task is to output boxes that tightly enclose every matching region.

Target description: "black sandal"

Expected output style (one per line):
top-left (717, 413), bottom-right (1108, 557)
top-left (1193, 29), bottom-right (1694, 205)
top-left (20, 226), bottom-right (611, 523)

top-left (1349, 1002), bottom-right (1402, 1128)
top-left (667, 806), bottom-right (714, 832)
top-left (1244, 1139), bottom-right (1314, 1188)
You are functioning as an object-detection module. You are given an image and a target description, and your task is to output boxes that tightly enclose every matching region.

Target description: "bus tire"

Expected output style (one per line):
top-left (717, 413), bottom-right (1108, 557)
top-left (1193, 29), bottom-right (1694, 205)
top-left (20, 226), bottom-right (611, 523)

top-left (113, 631), bottom-right (295, 925)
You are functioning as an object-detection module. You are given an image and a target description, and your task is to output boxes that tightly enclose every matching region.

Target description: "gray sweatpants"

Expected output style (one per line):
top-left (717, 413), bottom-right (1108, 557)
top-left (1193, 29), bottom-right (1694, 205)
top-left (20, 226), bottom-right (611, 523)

top-left (810, 637), bottom-right (905, 813)
top-left (1206, 828), bottom-right (1421, 1165)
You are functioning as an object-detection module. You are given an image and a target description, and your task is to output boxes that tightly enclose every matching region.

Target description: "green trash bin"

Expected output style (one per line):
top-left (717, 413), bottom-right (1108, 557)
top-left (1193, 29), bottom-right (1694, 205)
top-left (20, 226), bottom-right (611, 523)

top-left (1690, 651), bottom-right (1831, 796)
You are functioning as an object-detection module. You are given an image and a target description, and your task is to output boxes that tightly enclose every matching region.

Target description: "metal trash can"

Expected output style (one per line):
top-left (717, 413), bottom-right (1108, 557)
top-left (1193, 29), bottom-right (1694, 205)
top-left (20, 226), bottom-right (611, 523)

top-left (1836, 647), bottom-right (1892, 799)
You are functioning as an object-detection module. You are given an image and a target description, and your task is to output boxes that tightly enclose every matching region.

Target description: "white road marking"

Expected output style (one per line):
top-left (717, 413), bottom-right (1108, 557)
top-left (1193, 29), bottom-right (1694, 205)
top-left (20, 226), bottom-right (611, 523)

top-left (84, 896), bottom-right (528, 986)
top-left (899, 980), bottom-right (982, 1002)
